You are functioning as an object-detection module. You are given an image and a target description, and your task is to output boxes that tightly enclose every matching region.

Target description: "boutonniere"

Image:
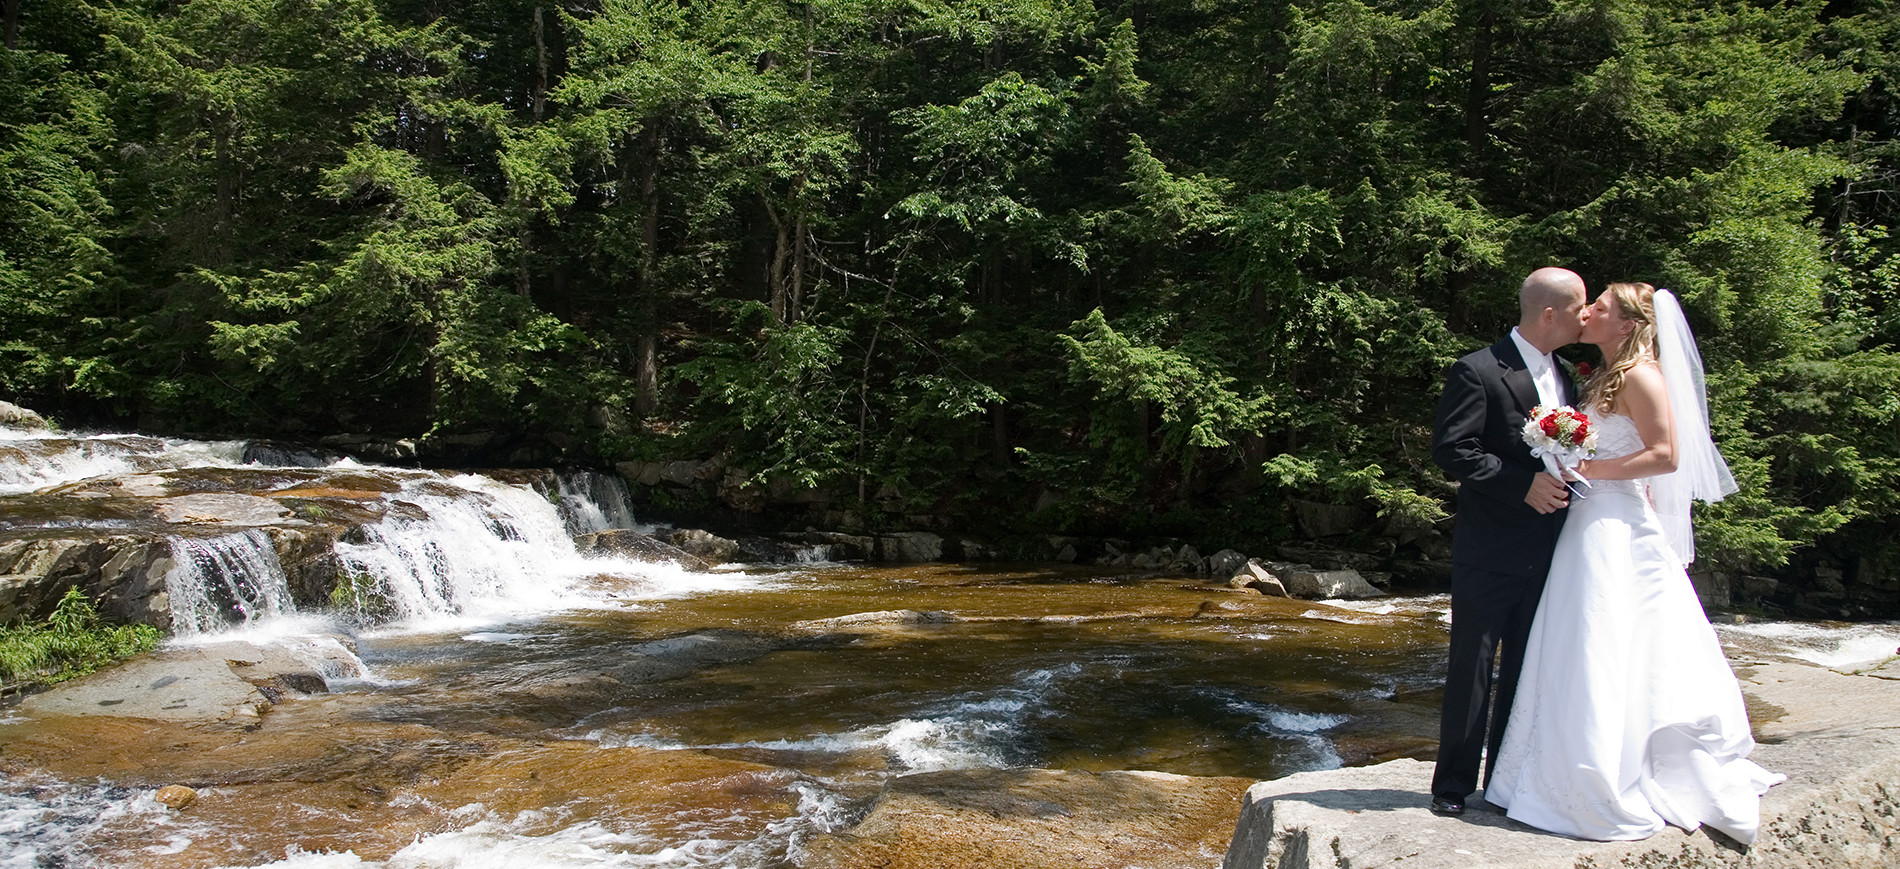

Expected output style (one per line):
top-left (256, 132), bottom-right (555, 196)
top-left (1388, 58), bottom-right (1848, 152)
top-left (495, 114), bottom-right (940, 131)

top-left (1575, 361), bottom-right (1594, 378)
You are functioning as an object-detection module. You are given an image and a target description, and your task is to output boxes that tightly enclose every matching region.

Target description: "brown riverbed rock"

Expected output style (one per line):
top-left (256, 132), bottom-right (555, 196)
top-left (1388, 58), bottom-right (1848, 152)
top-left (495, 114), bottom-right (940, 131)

top-left (800, 768), bottom-right (1254, 869)
top-left (153, 785), bottom-right (197, 809)
top-left (0, 697), bottom-right (817, 867)
top-left (412, 740), bottom-right (807, 838)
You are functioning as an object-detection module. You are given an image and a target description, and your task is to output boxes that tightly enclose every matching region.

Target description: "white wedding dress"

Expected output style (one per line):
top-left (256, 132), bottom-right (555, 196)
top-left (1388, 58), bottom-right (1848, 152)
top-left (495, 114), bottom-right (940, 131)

top-left (1484, 408), bottom-right (1783, 843)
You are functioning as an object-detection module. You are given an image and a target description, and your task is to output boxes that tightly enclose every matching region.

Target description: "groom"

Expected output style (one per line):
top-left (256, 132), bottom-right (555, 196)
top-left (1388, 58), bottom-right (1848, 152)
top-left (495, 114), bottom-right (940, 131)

top-left (1427, 267), bottom-right (1586, 816)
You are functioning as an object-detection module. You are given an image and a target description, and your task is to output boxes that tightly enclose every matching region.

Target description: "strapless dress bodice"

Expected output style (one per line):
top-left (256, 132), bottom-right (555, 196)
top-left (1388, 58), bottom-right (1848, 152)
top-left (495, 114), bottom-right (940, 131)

top-left (1579, 408), bottom-right (1646, 499)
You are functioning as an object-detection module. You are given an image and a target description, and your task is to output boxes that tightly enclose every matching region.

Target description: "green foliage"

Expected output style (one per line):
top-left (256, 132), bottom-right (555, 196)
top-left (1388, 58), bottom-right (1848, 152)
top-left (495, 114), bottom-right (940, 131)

top-left (675, 301), bottom-right (855, 487)
top-left (0, 588), bottom-right (160, 689)
top-left (3, 0), bottom-right (1899, 590)
top-left (327, 571), bottom-right (394, 621)
top-left (1062, 307), bottom-right (1267, 455)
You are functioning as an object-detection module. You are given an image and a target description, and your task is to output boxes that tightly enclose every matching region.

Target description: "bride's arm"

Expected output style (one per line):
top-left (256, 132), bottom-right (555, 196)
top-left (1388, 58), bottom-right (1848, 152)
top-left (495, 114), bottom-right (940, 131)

top-left (1578, 363), bottom-right (1678, 481)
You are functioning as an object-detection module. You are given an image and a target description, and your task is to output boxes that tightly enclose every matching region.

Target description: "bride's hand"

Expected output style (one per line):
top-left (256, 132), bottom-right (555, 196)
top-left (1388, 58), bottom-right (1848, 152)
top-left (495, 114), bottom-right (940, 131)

top-left (1568, 459), bottom-right (1592, 480)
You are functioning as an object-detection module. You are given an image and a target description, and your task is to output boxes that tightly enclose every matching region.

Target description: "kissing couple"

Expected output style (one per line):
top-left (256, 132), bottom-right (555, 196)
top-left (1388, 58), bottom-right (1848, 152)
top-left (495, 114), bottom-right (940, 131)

top-left (1427, 268), bottom-right (1784, 843)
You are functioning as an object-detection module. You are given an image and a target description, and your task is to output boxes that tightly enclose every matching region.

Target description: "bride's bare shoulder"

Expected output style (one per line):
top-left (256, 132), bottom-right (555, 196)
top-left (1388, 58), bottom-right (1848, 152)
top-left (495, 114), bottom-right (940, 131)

top-left (1624, 360), bottom-right (1666, 389)
top-left (1613, 362), bottom-right (1669, 413)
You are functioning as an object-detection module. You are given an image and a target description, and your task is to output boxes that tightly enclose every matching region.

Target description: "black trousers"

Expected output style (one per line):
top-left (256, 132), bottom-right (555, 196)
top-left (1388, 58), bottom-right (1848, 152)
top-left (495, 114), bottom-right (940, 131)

top-left (1431, 563), bottom-right (1547, 798)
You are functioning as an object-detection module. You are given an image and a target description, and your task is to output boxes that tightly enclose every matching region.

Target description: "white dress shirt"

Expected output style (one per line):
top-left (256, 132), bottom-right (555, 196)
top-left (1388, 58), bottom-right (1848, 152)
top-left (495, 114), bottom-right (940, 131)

top-left (1510, 327), bottom-right (1561, 408)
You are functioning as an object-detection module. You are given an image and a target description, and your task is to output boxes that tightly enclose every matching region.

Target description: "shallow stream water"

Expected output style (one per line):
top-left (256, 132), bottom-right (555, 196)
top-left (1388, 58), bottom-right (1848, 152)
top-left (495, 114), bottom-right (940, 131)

top-left (2, 423), bottom-right (1896, 869)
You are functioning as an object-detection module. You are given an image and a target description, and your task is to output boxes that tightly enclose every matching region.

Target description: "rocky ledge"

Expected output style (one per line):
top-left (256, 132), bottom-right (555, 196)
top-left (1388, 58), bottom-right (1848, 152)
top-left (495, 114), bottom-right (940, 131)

top-left (1222, 658), bottom-right (1900, 869)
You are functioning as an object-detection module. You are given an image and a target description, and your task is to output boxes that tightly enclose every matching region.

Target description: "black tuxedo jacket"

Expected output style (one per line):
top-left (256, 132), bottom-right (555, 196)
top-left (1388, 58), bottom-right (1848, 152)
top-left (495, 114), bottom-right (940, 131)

top-left (1431, 336), bottom-right (1575, 579)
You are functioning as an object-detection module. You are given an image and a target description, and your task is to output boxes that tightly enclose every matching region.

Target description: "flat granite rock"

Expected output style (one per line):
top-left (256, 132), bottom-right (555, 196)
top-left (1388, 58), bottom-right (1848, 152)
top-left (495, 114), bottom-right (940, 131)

top-left (16, 648), bottom-right (271, 724)
top-left (155, 492), bottom-right (296, 526)
top-left (13, 638), bottom-right (352, 725)
top-left (1222, 661), bottom-right (1900, 869)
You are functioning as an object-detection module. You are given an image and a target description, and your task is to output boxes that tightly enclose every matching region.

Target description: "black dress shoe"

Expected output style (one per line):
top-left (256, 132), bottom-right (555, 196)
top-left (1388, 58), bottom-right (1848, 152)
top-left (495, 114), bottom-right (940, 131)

top-left (1429, 794), bottom-right (1465, 816)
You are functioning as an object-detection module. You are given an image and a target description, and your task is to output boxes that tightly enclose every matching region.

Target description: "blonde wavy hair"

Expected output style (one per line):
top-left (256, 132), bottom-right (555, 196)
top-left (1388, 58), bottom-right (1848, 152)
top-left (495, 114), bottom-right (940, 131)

top-left (1584, 282), bottom-right (1659, 412)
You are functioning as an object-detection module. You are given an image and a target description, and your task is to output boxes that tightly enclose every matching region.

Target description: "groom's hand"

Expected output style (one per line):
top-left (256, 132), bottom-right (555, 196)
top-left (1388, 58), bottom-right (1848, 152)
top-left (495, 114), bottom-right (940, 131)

top-left (1525, 473), bottom-right (1570, 514)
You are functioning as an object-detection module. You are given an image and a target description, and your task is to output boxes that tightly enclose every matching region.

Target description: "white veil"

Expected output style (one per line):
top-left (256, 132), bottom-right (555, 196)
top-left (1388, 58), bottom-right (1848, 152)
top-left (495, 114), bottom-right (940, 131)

top-left (1648, 289), bottom-right (1738, 566)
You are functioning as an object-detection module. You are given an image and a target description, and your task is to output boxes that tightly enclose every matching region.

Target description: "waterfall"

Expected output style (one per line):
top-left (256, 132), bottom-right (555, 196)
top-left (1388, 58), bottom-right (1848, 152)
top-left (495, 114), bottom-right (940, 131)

top-left (554, 470), bottom-right (641, 535)
top-left (166, 530), bottom-right (297, 636)
top-left (0, 429), bottom-right (252, 495)
top-left (0, 434), bottom-right (159, 495)
top-left (334, 474), bottom-right (597, 625)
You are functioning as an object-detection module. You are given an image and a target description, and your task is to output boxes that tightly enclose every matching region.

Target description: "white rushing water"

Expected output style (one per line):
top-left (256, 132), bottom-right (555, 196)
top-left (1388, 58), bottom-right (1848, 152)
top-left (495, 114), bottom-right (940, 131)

top-left (1716, 619), bottom-right (1900, 669)
top-left (191, 778), bottom-right (857, 869)
top-left (331, 473), bottom-right (766, 634)
top-left (0, 775), bottom-right (178, 869)
top-left (554, 470), bottom-right (645, 535)
top-left (143, 463), bottom-right (755, 638)
top-left (331, 474), bottom-right (601, 627)
top-left (586, 662), bottom-right (1086, 773)
top-left (166, 530), bottom-right (298, 636)
top-left (0, 427), bottom-right (248, 495)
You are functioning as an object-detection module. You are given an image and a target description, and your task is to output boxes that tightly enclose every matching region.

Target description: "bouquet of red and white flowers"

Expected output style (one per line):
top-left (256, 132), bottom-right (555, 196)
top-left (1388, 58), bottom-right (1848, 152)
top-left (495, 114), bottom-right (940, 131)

top-left (1522, 405), bottom-right (1597, 488)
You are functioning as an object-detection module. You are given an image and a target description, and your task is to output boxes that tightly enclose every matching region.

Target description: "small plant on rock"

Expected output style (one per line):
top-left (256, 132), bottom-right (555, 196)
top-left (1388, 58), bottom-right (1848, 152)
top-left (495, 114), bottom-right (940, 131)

top-left (0, 588), bottom-right (161, 693)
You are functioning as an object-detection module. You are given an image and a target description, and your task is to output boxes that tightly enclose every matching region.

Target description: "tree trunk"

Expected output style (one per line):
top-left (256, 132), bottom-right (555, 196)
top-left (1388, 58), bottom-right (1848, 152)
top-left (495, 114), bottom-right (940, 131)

top-left (1464, 6), bottom-right (1495, 154)
top-left (635, 334), bottom-right (659, 417)
top-left (209, 129), bottom-right (238, 265)
top-left (633, 128), bottom-right (662, 417)
top-left (765, 196), bottom-right (790, 324)
top-left (533, 7), bottom-right (549, 121)
top-left (990, 405), bottom-right (1012, 466)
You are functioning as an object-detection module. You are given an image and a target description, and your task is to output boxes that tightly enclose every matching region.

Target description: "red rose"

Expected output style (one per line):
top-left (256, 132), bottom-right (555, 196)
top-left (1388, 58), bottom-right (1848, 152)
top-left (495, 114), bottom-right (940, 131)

top-left (1541, 416), bottom-right (1560, 437)
top-left (1577, 362), bottom-right (1594, 378)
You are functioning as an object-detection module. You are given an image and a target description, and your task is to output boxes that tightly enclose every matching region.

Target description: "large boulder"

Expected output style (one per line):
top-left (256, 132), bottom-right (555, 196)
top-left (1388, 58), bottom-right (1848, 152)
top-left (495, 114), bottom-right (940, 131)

top-left (783, 531), bottom-right (875, 561)
top-left (155, 493), bottom-right (296, 526)
top-left (607, 630), bottom-right (787, 684)
top-left (1207, 549), bottom-right (1249, 579)
top-left (575, 529), bottom-right (711, 570)
top-left (1275, 545), bottom-right (1385, 572)
top-left (876, 531), bottom-right (943, 563)
top-left (667, 528), bottom-right (740, 565)
top-left (13, 637), bottom-right (357, 724)
top-left (792, 610), bottom-right (958, 633)
top-left (1228, 560), bottom-right (1290, 597)
top-left (0, 400), bottom-right (52, 431)
top-left (1279, 568), bottom-right (1386, 600)
top-left (0, 533), bottom-right (174, 627)
top-left (316, 434), bottom-right (417, 463)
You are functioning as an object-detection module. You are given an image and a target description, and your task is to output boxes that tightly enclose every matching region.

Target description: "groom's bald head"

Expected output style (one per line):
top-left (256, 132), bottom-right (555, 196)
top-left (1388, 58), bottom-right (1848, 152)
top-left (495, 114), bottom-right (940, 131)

top-left (1517, 267), bottom-right (1587, 352)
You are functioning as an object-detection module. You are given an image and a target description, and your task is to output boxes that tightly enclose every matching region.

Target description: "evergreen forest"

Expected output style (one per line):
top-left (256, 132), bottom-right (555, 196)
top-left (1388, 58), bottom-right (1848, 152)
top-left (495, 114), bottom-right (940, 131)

top-left (3, 0), bottom-right (1898, 585)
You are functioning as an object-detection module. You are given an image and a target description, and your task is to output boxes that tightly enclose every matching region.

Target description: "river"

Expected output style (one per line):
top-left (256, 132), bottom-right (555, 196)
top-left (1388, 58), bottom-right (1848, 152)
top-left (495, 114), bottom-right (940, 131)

top-left (2, 423), bottom-right (1895, 869)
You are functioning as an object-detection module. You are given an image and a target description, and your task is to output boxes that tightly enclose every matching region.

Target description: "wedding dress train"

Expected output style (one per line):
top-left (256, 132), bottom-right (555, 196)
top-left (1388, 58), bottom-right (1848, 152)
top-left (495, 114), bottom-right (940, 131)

top-left (1484, 410), bottom-right (1783, 843)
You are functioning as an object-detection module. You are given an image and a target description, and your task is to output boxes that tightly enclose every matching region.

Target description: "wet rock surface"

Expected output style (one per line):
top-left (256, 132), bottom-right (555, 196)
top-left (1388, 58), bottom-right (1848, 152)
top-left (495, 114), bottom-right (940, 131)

top-left (801, 768), bottom-right (1254, 869)
top-left (0, 572), bottom-right (1892, 869)
top-left (13, 637), bottom-right (354, 723)
top-left (575, 528), bottom-right (712, 569)
top-left (0, 667), bottom-right (820, 869)
top-left (1222, 661), bottom-right (1900, 869)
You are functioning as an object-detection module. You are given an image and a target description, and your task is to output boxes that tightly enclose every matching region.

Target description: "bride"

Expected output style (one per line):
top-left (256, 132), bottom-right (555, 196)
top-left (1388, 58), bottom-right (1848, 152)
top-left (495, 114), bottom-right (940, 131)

top-left (1483, 282), bottom-right (1784, 843)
